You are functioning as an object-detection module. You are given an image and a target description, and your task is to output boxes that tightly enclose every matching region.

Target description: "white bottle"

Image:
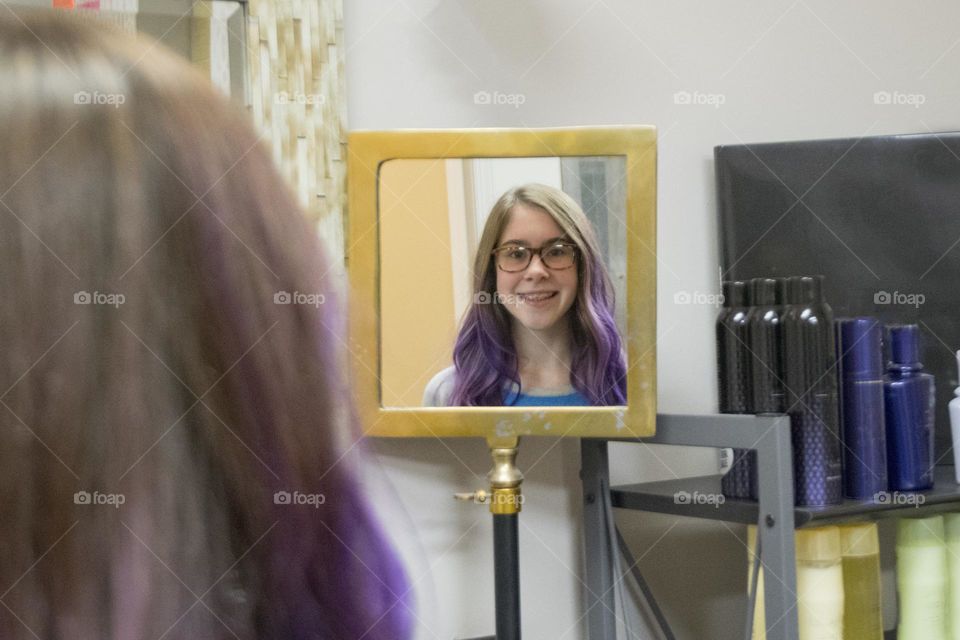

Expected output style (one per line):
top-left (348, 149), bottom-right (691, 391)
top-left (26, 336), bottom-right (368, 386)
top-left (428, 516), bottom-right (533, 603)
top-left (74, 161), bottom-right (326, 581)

top-left (950, 350), bottom-right (960, 484)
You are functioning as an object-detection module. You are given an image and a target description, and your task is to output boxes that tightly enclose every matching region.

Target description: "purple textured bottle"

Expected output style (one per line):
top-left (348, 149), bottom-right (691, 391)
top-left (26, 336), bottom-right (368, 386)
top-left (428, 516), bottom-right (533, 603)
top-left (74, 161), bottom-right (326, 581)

top-left (782, 276), bottom-right (842, 507)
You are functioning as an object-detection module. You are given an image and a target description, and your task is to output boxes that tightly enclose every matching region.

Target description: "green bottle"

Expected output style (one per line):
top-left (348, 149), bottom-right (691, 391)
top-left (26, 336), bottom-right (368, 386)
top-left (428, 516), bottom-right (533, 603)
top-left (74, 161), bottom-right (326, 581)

top-left (945, 514), bottom-right (960, 640)
top-left (897, 515), bottom-right (948, 639)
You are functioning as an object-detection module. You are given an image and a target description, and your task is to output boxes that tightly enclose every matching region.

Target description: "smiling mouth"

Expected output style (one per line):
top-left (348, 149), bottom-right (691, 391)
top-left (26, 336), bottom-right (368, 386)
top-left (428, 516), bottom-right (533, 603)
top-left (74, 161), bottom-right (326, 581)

top-left (519, 292), bottom-right (557, 303)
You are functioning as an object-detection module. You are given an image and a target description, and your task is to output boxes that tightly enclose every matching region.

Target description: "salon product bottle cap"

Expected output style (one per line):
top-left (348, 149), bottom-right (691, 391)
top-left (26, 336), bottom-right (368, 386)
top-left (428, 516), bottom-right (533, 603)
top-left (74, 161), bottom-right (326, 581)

top-left (789, 275), bottom-right (821, 305)
top-left (721, 282), bottom-right (733, 308)
top-left (838, 317), bottom-right (883, 377)
top-left (838, 523), bottom-right (879, 557)
top-left (751, 277), bottom-right (778, 306)
top-left (795, 526), bottom-right (841, 563)
top-left (774, 277), bottom-right (788, 305)
top-left (809, 275), bottom-right (824, 301)
top-left (888, 324), bottom-right (922, 368)
top-left (897, 515), bottom-right (945, 547)
top-left (722, 281), bottom-right (748, 308)
top-left (955, 350), bottom-right (960, 396)
top-left (785, 276), bottom-right (805, 305)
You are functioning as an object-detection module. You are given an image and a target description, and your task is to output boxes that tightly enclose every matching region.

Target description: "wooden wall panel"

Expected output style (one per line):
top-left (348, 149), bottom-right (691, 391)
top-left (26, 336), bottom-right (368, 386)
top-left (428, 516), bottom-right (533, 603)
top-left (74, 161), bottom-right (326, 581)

top-left (246, 0), bottom-right (347, 266)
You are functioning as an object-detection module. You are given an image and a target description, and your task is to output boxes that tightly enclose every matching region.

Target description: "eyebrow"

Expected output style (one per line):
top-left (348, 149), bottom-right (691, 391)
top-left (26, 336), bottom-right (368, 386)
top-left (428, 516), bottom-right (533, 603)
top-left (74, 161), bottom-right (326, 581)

top-left (499, 236), bottom-right (567, 246)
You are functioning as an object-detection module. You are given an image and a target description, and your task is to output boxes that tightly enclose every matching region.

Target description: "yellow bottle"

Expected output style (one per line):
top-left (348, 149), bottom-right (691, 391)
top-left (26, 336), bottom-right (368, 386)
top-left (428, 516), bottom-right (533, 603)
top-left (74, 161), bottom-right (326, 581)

top-left (839, 523), bottom-right (883, 639)
top-left (747, 525), bottom-right (766, 639)
top-left (796, 526), bottom-right (844, 640)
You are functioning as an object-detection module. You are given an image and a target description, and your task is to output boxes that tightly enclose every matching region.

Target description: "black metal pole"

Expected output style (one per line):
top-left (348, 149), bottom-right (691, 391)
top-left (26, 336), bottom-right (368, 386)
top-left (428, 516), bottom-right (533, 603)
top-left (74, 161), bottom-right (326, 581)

top-left (493, 512), bottom-right (521, 640)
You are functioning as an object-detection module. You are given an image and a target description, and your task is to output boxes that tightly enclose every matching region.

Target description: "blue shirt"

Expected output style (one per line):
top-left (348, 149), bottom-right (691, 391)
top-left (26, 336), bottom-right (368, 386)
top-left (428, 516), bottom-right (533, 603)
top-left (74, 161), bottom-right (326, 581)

top-left (423, 366), bottom-right (592, 406)
top-left (504, 389), bottom-right (591, 406)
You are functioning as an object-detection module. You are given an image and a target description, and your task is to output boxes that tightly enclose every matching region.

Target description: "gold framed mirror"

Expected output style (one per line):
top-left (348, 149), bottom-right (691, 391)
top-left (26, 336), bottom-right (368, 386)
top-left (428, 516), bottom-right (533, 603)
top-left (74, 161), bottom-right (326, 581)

top-left (347, 126), bottom-right (656, 438)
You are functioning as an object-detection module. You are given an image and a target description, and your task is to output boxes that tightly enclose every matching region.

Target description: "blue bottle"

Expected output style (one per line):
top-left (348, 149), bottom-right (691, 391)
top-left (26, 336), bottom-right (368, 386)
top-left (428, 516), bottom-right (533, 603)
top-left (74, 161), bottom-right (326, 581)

top-left (836, 317), bottom-right (888, 500)
top-left (884, 325), bottom-right (936, 492)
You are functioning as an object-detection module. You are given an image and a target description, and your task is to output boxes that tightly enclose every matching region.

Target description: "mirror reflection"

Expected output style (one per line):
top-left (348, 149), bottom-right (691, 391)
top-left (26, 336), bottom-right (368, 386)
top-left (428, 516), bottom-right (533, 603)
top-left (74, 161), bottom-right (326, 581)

top-left (379, 156), bottom-right (628, 408)
top-left (7, 0), bottom-right (248, 106)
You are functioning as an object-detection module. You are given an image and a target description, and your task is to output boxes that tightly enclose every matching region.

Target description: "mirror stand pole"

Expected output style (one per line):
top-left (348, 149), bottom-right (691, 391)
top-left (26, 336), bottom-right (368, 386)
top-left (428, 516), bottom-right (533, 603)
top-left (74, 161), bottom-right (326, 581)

top-left (488, 438), bottom-right (522, 640)
top-left (455, 437), bottom-right (523, 639)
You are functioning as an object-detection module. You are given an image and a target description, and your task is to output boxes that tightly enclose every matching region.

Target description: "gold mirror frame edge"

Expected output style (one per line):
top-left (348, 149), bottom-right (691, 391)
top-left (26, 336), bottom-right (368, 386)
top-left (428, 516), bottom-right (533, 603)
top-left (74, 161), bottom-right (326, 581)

top-left (346, 125), bottom-right (657, 439)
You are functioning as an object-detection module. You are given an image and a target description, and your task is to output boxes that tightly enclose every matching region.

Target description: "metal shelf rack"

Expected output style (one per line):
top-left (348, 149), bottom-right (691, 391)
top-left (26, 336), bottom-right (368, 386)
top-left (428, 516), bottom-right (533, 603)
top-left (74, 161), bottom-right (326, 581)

top-left (581, 413), bottom-right (960, 640)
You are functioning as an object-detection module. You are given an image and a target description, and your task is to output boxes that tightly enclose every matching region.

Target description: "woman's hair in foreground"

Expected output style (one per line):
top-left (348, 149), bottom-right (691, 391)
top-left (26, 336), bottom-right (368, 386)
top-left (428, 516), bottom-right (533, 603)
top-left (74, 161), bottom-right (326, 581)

top-left (0, 11), bottom-right (410, 640)
top-left (449, 183), bottom-right (627, 406)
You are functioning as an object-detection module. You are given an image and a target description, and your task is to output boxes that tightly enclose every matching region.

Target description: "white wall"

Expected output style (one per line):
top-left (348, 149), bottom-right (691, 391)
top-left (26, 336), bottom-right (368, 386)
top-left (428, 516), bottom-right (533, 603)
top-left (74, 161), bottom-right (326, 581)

top-left (345, 2), bottom-right (960, 637)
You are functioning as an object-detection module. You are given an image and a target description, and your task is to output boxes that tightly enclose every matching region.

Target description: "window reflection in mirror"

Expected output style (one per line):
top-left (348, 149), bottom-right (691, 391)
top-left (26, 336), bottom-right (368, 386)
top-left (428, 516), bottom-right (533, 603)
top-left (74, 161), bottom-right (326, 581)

top-left (379, 156), bottom-right (628, 408)
top-left (6, 0), bottom-right (248, 105)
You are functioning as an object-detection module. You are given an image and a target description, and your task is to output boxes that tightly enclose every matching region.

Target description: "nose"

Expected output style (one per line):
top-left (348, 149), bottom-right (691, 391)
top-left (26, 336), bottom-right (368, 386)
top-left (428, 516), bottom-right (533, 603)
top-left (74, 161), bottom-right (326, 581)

top-left (524, 253), bottom-right (550, 278)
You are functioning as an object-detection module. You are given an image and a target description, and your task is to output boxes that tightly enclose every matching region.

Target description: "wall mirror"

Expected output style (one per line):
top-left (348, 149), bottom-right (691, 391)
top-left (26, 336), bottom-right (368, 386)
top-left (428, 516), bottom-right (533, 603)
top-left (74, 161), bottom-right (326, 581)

top-left (348, 126), bottom-right (657, 438)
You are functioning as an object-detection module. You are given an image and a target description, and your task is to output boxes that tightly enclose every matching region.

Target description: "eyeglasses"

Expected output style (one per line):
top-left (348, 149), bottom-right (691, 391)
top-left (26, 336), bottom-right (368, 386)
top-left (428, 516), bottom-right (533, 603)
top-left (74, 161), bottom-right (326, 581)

top-left (491, 242), bottom-right (578, 273)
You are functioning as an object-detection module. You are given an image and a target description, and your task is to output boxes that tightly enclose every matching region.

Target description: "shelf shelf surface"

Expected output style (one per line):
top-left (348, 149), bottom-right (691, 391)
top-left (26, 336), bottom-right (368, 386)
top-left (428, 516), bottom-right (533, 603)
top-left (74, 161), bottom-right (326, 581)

top-left (612, 466), bottom-right (960, 526)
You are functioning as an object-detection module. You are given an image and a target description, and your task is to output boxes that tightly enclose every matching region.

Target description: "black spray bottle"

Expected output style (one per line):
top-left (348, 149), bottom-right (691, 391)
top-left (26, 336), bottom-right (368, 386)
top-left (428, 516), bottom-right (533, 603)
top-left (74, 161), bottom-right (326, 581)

top-left (748, 277), bottom-right (787, 413)
top-left (716, 281), bottom-right (754, 498)
top-left (729, 277), bottom-right (787, 500)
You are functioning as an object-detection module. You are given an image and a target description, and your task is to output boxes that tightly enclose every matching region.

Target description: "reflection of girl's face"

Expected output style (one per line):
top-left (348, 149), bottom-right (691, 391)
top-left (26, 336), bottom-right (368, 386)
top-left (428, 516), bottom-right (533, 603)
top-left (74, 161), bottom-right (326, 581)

top-left (494, 203), bottom-right (578, 333)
